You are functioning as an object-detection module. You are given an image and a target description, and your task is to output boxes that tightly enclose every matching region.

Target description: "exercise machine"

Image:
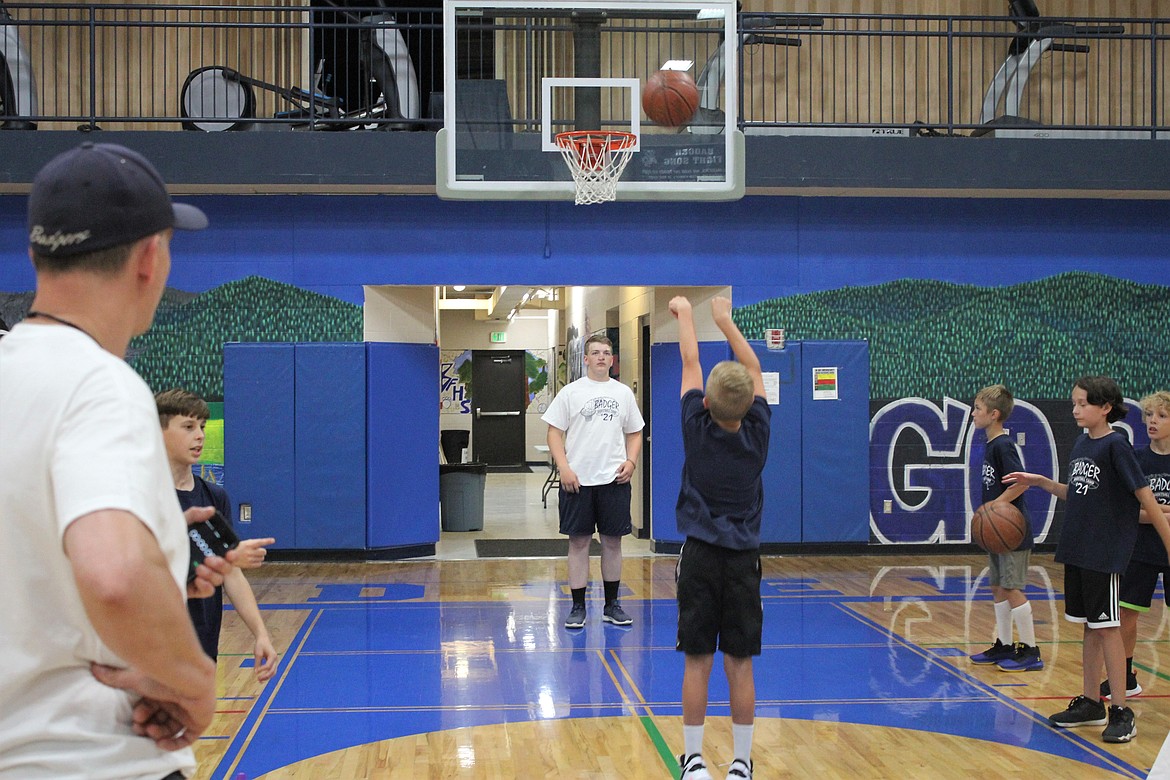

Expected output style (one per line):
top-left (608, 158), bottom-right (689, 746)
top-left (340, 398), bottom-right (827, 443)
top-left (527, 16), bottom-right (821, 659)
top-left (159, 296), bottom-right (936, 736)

top-left (181, 1), bottom-right (420, 131)
top-left (688, 13), bottom-right (823, 136)
top-left (0, 0), bottom-right (37, 129)
top-left (972, 0), bottom-right (1129, 138)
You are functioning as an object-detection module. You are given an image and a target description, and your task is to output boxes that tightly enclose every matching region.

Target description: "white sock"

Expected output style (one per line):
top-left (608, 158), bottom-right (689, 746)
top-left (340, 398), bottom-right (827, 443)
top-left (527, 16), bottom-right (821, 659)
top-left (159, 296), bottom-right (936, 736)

top-left (1012, 601), bottom-right (1036, 647)
top-left (732, 722), bottom-right (754, 764)
top-left (683, 724), bottom-right (704, 758)
top-left (994, 599), bottom-right (1012, 645)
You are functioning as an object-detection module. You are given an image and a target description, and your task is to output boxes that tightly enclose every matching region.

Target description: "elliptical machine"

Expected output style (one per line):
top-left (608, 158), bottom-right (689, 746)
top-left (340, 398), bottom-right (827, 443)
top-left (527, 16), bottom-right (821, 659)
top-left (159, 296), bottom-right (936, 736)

top-left (0, 0), bottom-right (37, 129)
top-left (180, 0), bottom-right (421, 131)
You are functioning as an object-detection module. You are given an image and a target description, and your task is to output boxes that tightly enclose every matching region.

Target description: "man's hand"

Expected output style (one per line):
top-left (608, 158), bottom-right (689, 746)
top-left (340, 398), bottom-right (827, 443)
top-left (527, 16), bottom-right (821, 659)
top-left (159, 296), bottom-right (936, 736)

top-left (669, 296), bottom-right (691, 318)
top-left (187, 554), bottom-right (231, 599)
top-left (233, 537), bottom-right (275, 569)
top-left (91, 663), bottom-right (215, 750)
top-left (615, 459), bottom-right (635, 484)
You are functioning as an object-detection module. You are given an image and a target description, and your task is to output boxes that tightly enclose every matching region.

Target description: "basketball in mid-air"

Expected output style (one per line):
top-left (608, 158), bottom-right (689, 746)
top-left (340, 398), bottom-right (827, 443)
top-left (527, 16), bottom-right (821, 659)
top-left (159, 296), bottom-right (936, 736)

top-left (970, 501), bottom-right (1029, 554)
top-left (642, 69), bottom-right (700, 128)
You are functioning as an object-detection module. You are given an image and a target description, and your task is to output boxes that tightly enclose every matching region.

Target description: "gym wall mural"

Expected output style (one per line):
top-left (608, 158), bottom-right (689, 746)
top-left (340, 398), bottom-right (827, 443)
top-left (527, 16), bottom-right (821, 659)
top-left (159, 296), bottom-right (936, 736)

top-left (2, 270), bottom-right (1164, 547)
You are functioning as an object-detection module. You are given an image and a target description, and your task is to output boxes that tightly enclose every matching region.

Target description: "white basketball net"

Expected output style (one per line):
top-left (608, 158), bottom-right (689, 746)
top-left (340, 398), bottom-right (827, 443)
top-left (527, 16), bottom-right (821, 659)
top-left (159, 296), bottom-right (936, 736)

top-left (555, 131), bottom-right (637, 205)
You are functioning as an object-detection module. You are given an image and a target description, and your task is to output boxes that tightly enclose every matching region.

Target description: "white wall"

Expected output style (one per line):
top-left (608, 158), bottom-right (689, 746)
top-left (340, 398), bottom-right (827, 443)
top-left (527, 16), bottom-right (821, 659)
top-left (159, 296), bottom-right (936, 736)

top-left (363, 285), bottom-right (436, 343)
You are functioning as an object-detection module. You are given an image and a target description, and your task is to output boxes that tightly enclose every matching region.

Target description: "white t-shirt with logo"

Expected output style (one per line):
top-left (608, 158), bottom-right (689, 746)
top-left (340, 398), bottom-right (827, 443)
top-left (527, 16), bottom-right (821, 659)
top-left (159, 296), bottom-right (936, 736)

top-left (541, 376), bottom-right (644, 486)
top-left (0, 324), bottom-right (194, 780)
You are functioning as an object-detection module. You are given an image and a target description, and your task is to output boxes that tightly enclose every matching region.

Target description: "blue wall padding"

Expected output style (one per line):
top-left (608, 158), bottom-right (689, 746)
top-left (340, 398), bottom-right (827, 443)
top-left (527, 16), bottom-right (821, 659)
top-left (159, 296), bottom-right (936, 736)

top-left (752, 343), bottom-right (802, 543)
top-left (295, 343), bottom-right (367, 549)
top-left (800, 341), bottom-right (870, 542)
top-left (650, 341), bottom-right (735, 544)
top-left (224, 343), bottom-right (297, 547)
top-left (367, 342), bottom-right (440, 548)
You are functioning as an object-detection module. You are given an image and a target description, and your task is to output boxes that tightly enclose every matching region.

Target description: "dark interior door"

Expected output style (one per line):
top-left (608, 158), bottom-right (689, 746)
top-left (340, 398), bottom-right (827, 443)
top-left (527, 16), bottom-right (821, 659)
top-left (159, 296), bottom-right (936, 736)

top-left (471, 350), bottom-right (526, 467)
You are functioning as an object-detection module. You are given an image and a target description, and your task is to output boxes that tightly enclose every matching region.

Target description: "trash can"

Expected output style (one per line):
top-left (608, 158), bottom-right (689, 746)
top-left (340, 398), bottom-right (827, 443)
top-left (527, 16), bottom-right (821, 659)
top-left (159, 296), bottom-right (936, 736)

top-left (439, 462), bottom-right (486, 531)
top-left (440, 429), bottom-right (471, 464)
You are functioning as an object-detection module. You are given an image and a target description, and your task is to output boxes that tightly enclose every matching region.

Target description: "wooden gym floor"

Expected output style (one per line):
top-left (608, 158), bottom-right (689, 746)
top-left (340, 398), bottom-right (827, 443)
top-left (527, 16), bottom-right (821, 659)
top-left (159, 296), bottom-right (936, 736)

top-left (193, 473), bottom-right (1170, 779)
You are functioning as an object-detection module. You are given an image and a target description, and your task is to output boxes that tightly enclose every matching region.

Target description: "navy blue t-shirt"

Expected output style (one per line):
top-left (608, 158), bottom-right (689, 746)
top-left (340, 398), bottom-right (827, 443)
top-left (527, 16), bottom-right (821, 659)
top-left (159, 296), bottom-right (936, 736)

top-left (1127, 447), bottom-right (1170, 567)
top-left (179, 476), bottom-right (233, 660)
top-left (981, 433), bottom-right (1034, 551)
top-left (1055, 431), bottom-right (1148, 574)
top-left (676, 389), bottom-right (771, 550)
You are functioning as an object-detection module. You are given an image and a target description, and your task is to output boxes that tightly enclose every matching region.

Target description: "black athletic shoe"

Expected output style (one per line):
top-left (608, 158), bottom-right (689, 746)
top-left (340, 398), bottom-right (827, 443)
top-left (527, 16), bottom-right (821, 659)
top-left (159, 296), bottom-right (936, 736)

top-left (602, 602), bottom-right (633, 626)
top-left (1100, 672), bottom-right (1142, 700)
top-left (1049, 695), bottom-right (1107, 728)
top-left (1102, 705), bottom-right (1136, 743)
top-left (564, 604), bottom-right (586, 629)
top-left (970, 639), bottom-right (1014, 665)
top-left (996, 643), bottom-right (1044, 672)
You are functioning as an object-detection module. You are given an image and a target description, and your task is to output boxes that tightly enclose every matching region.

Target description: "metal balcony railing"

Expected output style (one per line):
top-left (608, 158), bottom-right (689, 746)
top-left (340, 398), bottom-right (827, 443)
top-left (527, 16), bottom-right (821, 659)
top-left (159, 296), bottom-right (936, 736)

top-left (0, 3), bottom-right (1165, 138)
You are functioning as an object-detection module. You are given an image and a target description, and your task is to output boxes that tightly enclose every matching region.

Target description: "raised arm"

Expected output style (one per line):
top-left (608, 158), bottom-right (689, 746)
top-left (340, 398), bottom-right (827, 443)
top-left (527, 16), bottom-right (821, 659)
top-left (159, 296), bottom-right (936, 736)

top-left (669, 296), bottom-right (703, 397)
top-left (711, 296), bottom-right (764, 398)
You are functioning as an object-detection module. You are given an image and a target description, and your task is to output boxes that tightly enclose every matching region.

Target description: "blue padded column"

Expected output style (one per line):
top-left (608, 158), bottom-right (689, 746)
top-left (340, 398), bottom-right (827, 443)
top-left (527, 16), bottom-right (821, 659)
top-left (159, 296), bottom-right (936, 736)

top-left (367, 342), bottom-right (440, 549)
top-left (223, 343), bottom-right (296, 547)
top-left (649, 341), bottom-right (728, 545)
top-left (295, 343), bottom-right (367, 549)
top-left (800, 341), bottom-right (870, 542)
top-left (753, 342), bottom-right (802, 543)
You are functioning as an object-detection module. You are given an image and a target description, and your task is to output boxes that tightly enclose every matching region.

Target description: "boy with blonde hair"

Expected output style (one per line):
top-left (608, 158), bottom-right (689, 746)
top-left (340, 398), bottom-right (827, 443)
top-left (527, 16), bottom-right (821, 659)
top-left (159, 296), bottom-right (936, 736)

top-left (669, 295), bottom-right (769, 780)
top-left (968, 384), bottom-right (1042, 672)
top-left (1100, 390), bottom-right (1170, 700)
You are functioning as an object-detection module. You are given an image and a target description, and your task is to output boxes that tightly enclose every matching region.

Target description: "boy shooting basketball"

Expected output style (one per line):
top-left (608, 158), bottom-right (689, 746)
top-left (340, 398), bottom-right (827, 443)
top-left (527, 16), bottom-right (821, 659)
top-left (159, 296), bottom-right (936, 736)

top-left (669, 295), bottom-right (769, 780)
top-left (968, 385), bottom-right (1043, 672)
top-left (1006, 376), bottom-right (1170, 743)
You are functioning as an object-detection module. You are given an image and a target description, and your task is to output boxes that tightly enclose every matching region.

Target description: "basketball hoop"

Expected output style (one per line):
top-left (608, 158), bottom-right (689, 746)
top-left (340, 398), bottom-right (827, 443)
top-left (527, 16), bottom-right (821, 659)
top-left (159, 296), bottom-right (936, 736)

top-left (554, 130), bottom-right (637, 205)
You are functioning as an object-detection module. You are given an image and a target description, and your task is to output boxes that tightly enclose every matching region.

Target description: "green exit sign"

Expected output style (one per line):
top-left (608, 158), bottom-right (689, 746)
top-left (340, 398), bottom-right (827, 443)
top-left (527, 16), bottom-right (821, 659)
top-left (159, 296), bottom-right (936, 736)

top-left (490, 331), bottom-right (507, 343)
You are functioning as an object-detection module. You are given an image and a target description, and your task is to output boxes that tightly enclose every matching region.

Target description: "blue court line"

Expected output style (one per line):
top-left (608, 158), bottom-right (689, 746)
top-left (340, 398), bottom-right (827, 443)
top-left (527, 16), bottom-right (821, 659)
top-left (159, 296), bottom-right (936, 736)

top-left (209, 608), bottom-right (323, 780)
top-left (835, 602), bottom-right (1146, 779)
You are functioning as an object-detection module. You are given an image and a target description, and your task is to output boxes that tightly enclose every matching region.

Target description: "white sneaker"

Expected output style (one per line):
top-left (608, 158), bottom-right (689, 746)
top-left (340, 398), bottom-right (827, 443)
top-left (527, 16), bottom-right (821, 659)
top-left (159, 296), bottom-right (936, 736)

top-left (679, 753), bottom-right (713, 780)
top-left (728, 758), bottom-right (753, 779)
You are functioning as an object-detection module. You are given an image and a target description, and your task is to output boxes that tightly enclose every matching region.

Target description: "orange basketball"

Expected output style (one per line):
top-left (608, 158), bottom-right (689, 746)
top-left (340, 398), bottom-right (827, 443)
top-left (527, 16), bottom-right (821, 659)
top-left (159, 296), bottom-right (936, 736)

top-left (642, 70), bottom-right (699, 128)
top-left (971, 501), bottom-right (1029, 554)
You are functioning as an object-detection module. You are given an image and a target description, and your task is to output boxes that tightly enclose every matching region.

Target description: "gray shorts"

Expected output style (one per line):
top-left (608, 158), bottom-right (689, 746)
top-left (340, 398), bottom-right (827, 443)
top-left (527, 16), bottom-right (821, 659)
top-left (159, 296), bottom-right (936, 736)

top-left (989, 548), bottom-right (1031, 591)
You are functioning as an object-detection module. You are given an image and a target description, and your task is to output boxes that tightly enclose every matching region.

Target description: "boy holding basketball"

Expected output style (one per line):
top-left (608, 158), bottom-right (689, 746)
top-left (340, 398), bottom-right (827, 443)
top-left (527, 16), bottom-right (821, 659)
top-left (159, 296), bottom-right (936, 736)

top-left (968, 385), bottom-right (1043, 672)
top-left (1099, 391), bottom-right (1170, 701)
top-left (669, 295), bottom-right (769, 780)
top-left (1006, 376), bottom-right (1170, 743)
top-left (157, 388), bottom-right (279, 680)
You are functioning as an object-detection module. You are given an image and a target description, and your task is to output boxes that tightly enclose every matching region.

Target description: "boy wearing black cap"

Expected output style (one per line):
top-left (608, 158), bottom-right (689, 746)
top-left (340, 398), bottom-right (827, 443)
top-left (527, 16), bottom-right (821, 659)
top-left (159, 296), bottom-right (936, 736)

top-left (0, 143), bottom-right (226, 778)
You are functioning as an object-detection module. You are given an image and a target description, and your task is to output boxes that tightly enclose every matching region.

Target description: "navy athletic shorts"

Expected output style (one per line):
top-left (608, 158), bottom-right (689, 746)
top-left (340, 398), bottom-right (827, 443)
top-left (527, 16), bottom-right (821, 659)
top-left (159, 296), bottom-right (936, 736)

top-left (558, 480), bottom-right (632, 537)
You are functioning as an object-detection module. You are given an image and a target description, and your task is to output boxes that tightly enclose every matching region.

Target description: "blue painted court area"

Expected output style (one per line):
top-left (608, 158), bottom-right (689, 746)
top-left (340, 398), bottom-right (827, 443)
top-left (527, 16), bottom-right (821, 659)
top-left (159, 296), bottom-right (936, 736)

top-left (209, 578), bottom-right (1144, 780)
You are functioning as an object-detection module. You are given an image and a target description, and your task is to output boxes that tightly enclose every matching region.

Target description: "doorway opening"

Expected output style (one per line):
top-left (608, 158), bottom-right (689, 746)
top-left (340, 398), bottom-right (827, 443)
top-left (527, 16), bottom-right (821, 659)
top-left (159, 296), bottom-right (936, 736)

top-left (362, 283), bottom-right (723, 559)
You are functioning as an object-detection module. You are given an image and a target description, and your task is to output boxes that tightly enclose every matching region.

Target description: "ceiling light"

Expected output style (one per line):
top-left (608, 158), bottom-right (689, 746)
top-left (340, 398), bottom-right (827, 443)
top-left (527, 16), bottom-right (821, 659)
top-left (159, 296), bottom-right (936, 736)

top-left (452, 285), bottom-right (466, 292)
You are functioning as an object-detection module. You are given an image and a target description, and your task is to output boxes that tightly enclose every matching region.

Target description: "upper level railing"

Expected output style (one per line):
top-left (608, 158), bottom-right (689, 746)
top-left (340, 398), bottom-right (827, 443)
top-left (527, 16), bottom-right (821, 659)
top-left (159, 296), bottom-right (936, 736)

top-left (0, 3), bottom-right (1166, 137)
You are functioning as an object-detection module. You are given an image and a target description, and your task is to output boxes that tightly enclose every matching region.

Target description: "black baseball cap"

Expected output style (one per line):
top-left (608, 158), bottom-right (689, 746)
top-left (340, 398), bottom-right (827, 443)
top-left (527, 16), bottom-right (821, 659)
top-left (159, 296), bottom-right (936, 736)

top-left (27, 142), bottom-right (208, 258)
